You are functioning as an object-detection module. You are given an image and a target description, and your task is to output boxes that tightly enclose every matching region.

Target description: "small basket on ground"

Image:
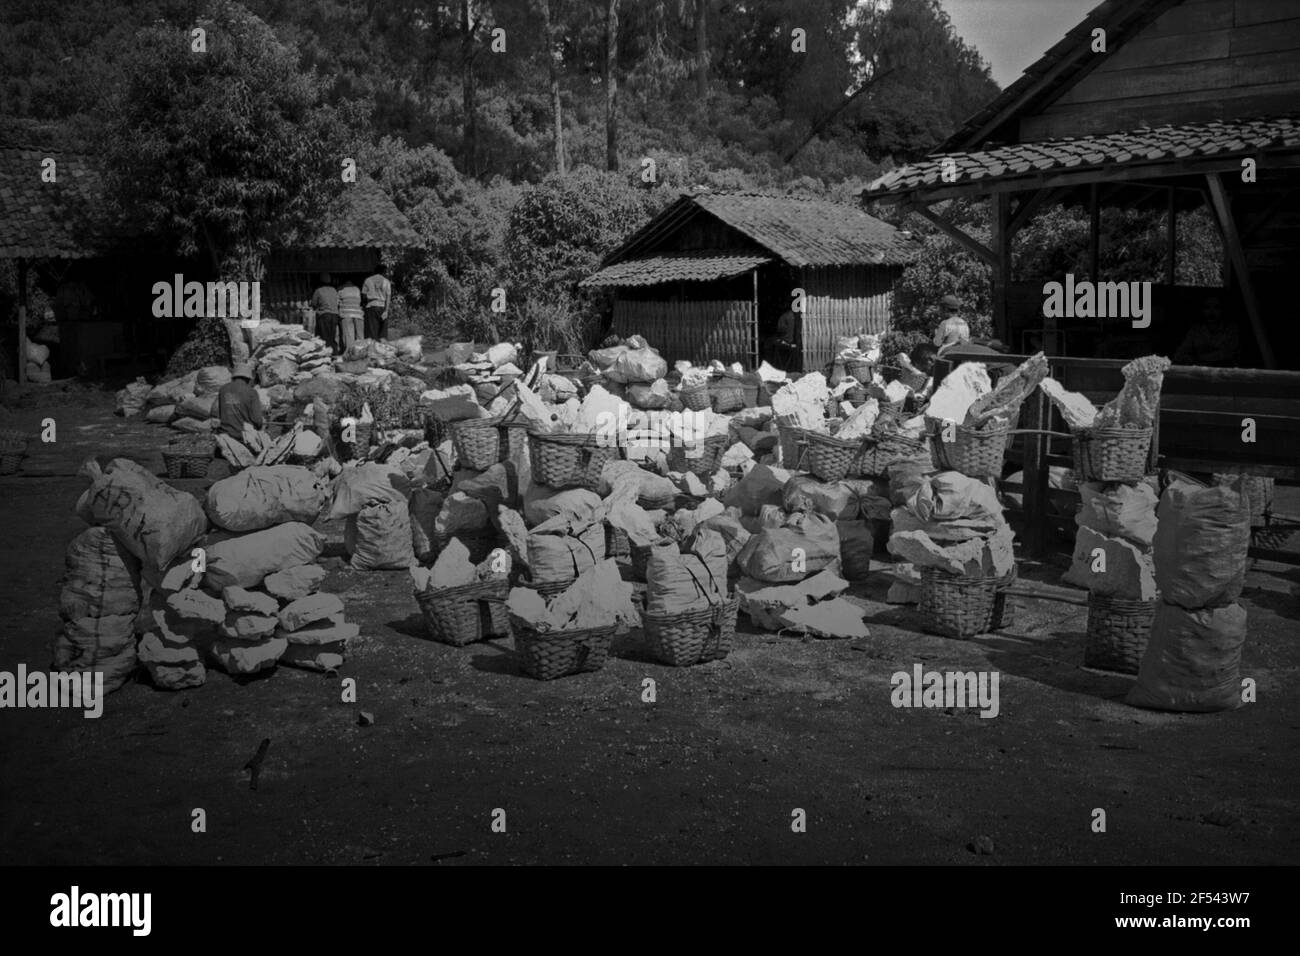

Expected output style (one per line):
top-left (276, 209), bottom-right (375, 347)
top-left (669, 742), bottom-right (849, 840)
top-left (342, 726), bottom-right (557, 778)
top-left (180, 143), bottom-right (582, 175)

top-left (805, 430), bottom-right (868, 482)
top-left (415, 577), bottom-right (510, 647)
top-left (918, 567), bottom-right (1000, 639)
top-left (1083, 594), bottom-right (1157, 674)
top-left (680, 382), bottom-right (712, 412)
top-left (605, 523), bottom-right (631, 561)
top-left (511, 616), bottom-right (616, 680)
top-left (529, 430), bottom-right (620, 490)
top-left (643, 595), bottom-right (739, 666)
top-left (710, 378), bottom-right (746, 413)
top-left (1073, 426), bottom-right (1152, 483)
top-left (844, 358), bottom-right (874, 384)
top-left (451, 417), bottom-right (503, 471)
top-left (162, 437), bottom-right (216, 479)
top-left (0, 428), bottom-right (30, 476)
top-left (931, 420), bottom-right (1011, 478)
top-left (666, 433), bottom-right (729, 476)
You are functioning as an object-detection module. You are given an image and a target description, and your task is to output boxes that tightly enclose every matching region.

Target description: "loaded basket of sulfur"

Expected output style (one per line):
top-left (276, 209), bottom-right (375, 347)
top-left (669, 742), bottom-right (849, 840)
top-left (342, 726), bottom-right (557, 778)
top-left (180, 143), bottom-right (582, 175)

top-left (506, 559), bottom-right (640, 680)
top-left (640, 530), bottom-right (737, 666)
top-left (410, 538), bottom-right (511, 646)
top-left (1039, 355), bottom-right (1169, 483)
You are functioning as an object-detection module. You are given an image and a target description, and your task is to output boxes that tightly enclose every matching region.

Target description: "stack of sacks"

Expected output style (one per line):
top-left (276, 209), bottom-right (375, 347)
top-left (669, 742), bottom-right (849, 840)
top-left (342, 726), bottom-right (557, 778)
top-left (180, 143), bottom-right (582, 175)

top-left (643, 529), bottom-right (729, 616)
top-left (591, 335), bottom-right (669, 408)
top-left (329, 462), bottom-right (414, 571)
top-left (253, 323), bottom-right (335, 387)
top-left (453, 341), bottom-right (524, 396)
top-left (1061, 480), bottom-right (1159, 599)
top-left (53, 528), bottom-right (144, 693)
top-left (783, 474), bottom-right (889, 581)
top-left (886, 471), bottom-right (1015, 587)
top-left (1128, 478), bottom-right (1251, 712)
top-left (140, 364), bottom-right (250, 433)
top-left (506, 559), bottom-right (640, 632)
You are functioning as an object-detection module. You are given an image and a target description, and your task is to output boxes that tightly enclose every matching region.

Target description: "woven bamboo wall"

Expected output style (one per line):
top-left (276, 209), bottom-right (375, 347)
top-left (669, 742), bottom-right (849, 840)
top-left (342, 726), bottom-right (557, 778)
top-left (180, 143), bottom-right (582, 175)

top-left (612, 298), bottom-right (756, 366)
top-left (799, 266), bottom-right (897, 370)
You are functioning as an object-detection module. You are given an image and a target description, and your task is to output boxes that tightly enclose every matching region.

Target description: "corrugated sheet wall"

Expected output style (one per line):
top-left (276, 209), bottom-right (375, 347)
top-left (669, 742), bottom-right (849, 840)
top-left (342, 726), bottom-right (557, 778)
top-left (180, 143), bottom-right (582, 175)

top-left (613, 299), bottom-right (756, 366)
top-left (799, 266), bottom-right (896, 370)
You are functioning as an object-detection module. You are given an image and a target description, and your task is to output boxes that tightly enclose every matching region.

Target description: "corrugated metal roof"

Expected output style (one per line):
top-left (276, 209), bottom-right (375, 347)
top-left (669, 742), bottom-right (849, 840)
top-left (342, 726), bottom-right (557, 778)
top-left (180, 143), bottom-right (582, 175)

top-left (866, 116), bottom-right (1300, 198)
top-left (579, 251), bottom-right (771, 287)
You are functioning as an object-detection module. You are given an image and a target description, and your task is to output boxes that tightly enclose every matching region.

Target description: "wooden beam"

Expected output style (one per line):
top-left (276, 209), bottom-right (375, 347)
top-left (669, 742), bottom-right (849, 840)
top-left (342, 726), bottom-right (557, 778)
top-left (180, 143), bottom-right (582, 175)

top-left (1239, 189), bottom-right (1298, 244)
top-left (1088, 182), bottom-right (1100, 281)
top-left (17, 257), bottom-right (27, 387)
top-left (1165, 187), bottom-right (1176, 285)
top-left (751, 268), bottom-right (759, 370)
top-left (1206, 172), bottom-right (1275, 369)
top-left (1008, 187), bottom-right (1065, 234)
top-left (913, 205), bottom-right (997, 267)
top-left (991, 193), bottom-right (1012, 343)
top-left (1022, 386), bottom-right (1049, 557)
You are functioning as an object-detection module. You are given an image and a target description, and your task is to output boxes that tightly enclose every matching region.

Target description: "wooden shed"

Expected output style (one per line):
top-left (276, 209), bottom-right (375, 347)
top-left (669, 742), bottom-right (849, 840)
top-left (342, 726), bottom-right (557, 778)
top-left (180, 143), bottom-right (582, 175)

top-left (580, 191), bottom-right (917, 372)
top-left (863, 0), bottom-right (1300, 371)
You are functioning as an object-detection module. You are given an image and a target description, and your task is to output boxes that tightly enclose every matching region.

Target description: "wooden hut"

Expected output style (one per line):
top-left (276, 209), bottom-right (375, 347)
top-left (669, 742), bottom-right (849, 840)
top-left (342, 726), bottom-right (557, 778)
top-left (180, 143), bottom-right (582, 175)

top-left (580, 191), bottom-right (917, 372)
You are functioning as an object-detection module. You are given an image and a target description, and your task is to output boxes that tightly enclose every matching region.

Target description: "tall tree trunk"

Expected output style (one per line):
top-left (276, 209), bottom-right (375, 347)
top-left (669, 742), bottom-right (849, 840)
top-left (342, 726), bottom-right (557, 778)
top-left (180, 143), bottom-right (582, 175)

top-left (461, 1), bottom-right (479, 177)
top-left (605, 0), bottom-right (619, 171)
top-left (694, 0), bottom-right (707, 99)
top-left (539, 0), bottom-right (565, 175)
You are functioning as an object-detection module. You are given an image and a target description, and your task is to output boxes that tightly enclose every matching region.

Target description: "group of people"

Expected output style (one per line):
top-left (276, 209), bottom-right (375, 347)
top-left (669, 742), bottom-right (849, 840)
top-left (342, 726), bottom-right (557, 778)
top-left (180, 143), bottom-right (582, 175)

top-left (308, 265), bottom-right (392, 355)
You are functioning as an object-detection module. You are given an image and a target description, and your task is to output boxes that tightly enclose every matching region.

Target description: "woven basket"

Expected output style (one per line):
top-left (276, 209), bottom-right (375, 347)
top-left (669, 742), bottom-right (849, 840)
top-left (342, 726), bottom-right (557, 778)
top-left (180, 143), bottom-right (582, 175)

top-left (680, 382), bottom-right (712, 412)
top-left (1083, 594), bottom-right (1156, 674)
top-left (451, 417), bottom-right (503, 471)
top-left (740, 381), bottom-right (760, 407)
top-left (643, 595), bottom-right (739, 666)
top-left (777, 424), bottom-right (807, 470)
top-left (919, 567), bottom-right (999, 639)
top-left (0, 429), bottom-right (29, 476)
top-left (931, 420), bottom-right (1011, 478)
top-left (415, 578), bottom-right (510, 647)
top-left (605, 523), bottom-right (631, 561)
top-left (666, 433), bottom-right (729, 476)
top-left (511, 616), bottom-right (615, 680)
top-left (710, 380), bottom-right (746, 413)
top-left (432, 530), bottom-right (500, 564)
top-left (1073, 427), bottom-right (1152, 483)
top-left (991, 566), bottom-right (1018, 630)
top-left (529, 431), bottom-right (619, 489)
top-left (805, 431), bottom-right (868, 482)
top-left (162, 441), bottom-right (215, 479)
top-left (860, 431), bottom-right (927, 476)
top-left (844, 358), bottom-right (874, 383)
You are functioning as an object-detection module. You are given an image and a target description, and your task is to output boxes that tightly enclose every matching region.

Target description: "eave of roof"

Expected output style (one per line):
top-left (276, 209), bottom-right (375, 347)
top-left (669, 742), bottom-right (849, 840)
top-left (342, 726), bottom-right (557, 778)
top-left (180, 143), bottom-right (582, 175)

top-left (865, 116), bottom-right (1300, 203)
top-left (579, 251), bottom-right (772, 288)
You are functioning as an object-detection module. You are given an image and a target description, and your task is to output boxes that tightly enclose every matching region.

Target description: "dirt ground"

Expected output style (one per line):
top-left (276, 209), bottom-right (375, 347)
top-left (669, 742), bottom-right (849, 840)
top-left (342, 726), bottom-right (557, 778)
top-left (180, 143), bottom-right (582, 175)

top-left (1, 386), bottom-right (1297, 866)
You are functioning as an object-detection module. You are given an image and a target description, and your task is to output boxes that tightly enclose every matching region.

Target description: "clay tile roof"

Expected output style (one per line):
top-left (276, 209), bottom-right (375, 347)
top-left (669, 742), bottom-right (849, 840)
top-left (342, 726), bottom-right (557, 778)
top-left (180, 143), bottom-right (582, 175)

top-left (865, 116), bottom-right (1300, 199)
top-left (295, 177), bottom-right (422, 249)
top-left (579, 251), bottom-right (772, 287)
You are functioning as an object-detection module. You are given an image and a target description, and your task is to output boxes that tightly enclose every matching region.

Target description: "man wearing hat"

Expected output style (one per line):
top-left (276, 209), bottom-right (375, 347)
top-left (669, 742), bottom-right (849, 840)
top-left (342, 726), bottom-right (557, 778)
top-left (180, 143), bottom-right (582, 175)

top-left (216, 362), bottom-right (264, 440)
top-left (933, 294), bottom-right (972, 355)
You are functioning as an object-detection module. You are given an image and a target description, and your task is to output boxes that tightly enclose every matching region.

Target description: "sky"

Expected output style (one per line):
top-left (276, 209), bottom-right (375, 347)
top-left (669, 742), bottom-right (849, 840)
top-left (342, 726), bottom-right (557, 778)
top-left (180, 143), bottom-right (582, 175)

top-left (942, 0), bottom-right (1095, 89)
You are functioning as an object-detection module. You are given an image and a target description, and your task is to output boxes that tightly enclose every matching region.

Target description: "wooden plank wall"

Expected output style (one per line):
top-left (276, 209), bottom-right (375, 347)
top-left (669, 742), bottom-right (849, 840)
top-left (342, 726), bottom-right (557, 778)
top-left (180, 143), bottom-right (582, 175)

top-left (1022, 0), bottom-right (1300, 139)
top-left (799, 265), bottom-right (895, 370)
top-left (612, 298), bottom-right (756, 366)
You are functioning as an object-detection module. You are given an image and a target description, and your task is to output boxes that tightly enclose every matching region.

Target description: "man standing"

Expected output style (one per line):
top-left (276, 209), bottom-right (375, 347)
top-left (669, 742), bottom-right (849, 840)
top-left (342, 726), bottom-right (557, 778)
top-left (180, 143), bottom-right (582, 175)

top-left (309, 273), bottom-right (341, 354)
top-left (1174, 295), bottom-right (1240, 366)
top-left (361, 263), bottom-right (392, 342)
top-left (933, 294), bottom-right (971, 355)
top-left (217, 362), bottom-right (264, 439)
top-left (337, 276), bottom-right (364, 351)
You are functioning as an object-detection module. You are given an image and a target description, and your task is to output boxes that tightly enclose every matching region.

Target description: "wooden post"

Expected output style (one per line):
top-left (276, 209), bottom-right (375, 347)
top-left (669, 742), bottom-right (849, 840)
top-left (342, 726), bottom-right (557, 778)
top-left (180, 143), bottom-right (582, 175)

top-left (16, 257), bottom-right (28, 386)
top-left (1088, 182), bottom-right (1100, 281)
top-left (992, 193), bottom-right (1012, 345)
top-left (752, 268), bottom-right (759, 370)
top-left (1206, 173), bottom-right (1276, 369)
top-left (1022, 385), bottom-right (1050, 557)
top-left (1164, 187), bottom-right (1176, 286)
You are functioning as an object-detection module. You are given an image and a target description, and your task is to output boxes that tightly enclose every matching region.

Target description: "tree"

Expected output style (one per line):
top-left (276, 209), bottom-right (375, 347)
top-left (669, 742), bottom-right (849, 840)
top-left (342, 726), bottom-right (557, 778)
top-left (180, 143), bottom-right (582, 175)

top-left (694, 0), bottom-right (707, 100)
top-left (606, 0), bottom-right (620, 171)
top-left (538, 0), bottom-right (567, 175)
top-left (98, 0), bottom-right (341, 280)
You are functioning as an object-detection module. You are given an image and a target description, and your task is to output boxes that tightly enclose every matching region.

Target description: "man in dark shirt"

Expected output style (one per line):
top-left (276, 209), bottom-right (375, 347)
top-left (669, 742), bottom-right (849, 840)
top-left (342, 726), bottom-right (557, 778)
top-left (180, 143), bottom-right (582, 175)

top-left (217, 362), bottom-right (264, 439)
top-left (309, 273), bottom-right (341, 354)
